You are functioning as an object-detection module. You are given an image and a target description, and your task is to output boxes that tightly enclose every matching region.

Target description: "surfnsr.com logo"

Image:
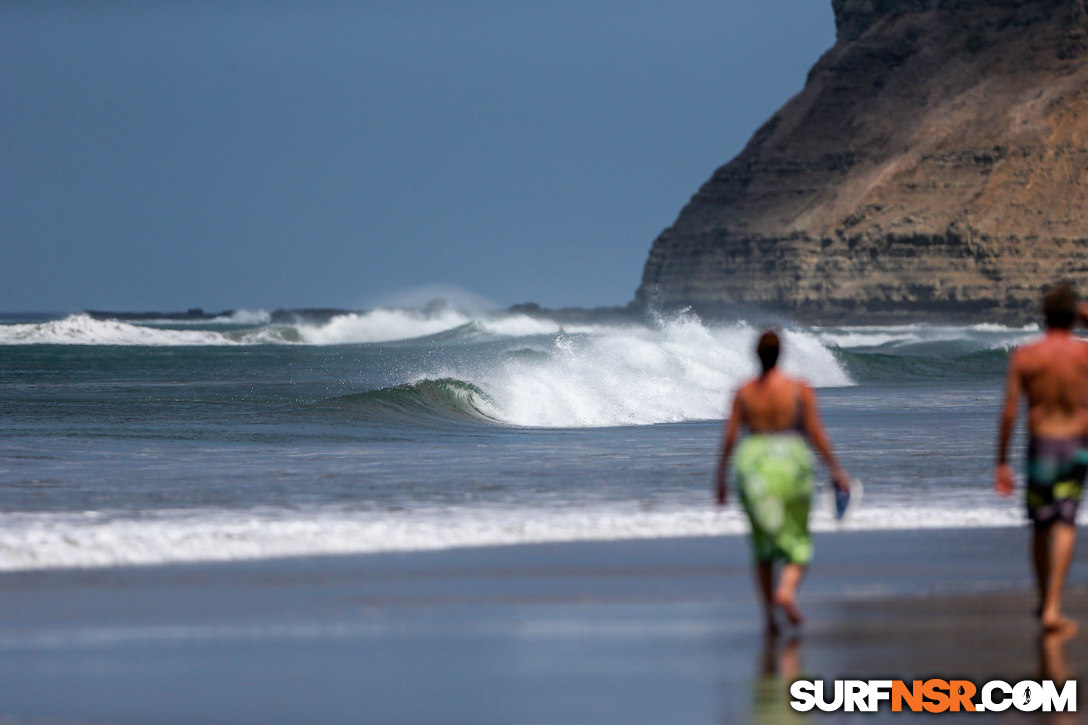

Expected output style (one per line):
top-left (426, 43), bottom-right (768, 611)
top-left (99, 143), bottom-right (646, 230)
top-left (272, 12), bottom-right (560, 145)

top-left (790, 679), bottom-right (1076, 713)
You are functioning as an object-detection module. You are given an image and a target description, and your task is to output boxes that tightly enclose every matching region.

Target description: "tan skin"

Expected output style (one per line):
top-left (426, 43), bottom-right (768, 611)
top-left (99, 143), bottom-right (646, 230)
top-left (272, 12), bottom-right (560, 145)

top-left (715, 366), bottom-right (849, 636)
top-left (996, 302), bottom-right (1088, 635)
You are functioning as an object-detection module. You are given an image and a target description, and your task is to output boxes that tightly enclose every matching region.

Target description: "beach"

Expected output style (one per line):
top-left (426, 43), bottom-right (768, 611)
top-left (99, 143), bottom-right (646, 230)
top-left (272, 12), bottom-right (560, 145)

top-left (1, 311), bottom-right (1083, 722)
top-left (5, 0), bottom-right (1086, 719)
top-left (1, 527), bottom-right (1083, 723)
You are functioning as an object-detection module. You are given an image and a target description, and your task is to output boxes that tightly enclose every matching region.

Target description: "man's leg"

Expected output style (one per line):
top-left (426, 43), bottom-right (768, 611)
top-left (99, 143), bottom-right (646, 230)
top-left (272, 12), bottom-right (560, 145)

top-left (755, 561), bottom-right (778, 637)
top-left (1042, 522), bottom-right (1077, 633)
top-left (774, 563), bottom-right (806, 628)
top-left (1032, 524), bottom-right (1051, 617)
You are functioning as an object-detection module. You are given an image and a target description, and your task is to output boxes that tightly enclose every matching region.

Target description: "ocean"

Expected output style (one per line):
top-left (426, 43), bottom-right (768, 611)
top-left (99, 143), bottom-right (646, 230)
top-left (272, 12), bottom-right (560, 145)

top-left (0, 306), bottom-right (1049, 572)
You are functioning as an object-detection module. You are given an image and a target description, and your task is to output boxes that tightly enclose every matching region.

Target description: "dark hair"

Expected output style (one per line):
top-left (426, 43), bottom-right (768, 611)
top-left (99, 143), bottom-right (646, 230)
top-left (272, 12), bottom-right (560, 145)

top-left (756, 330), bottom-right (780, 373)
top-left (1043, 282), bottom-right (1078, 329)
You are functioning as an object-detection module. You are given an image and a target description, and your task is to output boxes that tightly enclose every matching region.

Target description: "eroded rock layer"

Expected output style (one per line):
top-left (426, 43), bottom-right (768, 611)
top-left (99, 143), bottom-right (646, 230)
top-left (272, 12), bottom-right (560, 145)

top-left (635, 0), bottom-right (1088, 323)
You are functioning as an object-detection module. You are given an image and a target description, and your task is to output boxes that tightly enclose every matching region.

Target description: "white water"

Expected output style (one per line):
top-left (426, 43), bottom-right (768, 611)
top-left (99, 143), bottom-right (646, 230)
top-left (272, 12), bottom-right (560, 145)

top-left (0, 311), bottom-right (854, 428)
top-left (6, 310), bottom-right (1053, 429)
top-left (295, 308), bottom-right (471, 343)
top-left (815, 323), bottom-right (1039, 351)
top-left (0, 310), bottom-right (588, 346)
top-left (0, 501), bottom-right (1036, 572)
top-left (212, 309), bottom-right (272, 325)
top-left (450, 315), bottom-right (851, 427)
top-left (0, 315), bottom-right (232, 345)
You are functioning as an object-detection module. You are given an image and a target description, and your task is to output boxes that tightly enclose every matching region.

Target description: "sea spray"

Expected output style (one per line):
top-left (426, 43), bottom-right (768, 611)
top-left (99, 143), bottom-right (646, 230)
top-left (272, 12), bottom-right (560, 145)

top-left (439, 312), bottom-right (852, 427)
top-left (295, 308), bottom-right (473, 344)
top-left (212, 309), bottom-right (273, 325)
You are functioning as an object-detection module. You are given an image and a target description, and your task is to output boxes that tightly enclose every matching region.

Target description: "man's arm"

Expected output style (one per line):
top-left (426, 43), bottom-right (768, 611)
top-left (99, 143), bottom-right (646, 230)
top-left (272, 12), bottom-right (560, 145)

top-left (714, 392), bottom-right (743, 505)
top-left (995, 351), bottom-right (1022, 497)
top-left (799, 384), bottom-right (850, 492)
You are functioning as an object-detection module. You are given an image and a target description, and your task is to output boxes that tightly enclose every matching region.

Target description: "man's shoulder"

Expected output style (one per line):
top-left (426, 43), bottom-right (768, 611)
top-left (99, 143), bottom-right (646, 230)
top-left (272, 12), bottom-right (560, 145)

top-left (1013, 334), bottom-right (1088, 366)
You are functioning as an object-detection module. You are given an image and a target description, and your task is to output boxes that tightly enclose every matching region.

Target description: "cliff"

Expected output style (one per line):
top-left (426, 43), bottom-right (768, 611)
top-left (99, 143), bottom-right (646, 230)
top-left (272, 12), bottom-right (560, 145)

top-left (635, 0), bottom-right (1088, 323)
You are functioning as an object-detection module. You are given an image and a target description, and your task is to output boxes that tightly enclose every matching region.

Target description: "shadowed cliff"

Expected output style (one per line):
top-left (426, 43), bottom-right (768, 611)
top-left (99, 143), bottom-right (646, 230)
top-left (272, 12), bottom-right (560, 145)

top-left (635, 0), bottom-right (1088, 323)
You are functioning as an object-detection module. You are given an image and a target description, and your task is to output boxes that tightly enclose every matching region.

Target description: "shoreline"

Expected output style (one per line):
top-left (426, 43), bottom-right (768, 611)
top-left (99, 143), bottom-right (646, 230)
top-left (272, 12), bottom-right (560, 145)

top-left (0, 523), bottom-right (1061, 590)
top-left (0, 508), bottom-right (1047, 574)
top-left (0, 527), bottom-right (1084, 722)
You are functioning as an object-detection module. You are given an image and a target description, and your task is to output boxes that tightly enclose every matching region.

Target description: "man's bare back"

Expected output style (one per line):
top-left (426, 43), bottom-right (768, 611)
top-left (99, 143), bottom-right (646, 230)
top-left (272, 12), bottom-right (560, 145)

top-left (1010, 332), bottom-right (1088, 439)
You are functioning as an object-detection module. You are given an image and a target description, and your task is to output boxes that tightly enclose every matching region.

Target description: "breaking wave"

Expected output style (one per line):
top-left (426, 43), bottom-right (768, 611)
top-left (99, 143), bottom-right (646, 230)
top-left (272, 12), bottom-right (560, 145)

top-left (0, 310), bottom-right (595, 346)
top-left (447, 315), bottom-right (849, 427)
top-left (0, 502), bottom-right (1035, 571)
top-left (324, 379), bottom-right (501, 425)
top-left (212, 309), bottom-right (272, 325)
top-left (0, 314), bottom-right (233, 346)
top-left (307, 313), bottom-right (852, 428)
top-left (817, 323), bottom-right (1037, 382)
top-left (0, 308), bottom-right (1037, 426)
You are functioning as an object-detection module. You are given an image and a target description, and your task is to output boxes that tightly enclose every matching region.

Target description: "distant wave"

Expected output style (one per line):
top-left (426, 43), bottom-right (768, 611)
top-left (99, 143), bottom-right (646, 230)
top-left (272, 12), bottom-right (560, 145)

top-left (816, 323), bottom-right (1038, 352)
top-left (816, 323), bottom-right (1036, 382)
top-left (212, 309), bottom-right (272, 325)
top-left (0, 314), bottom-right (235, 346)
top-left (0, 309), bottom-right (602, 346)
top-left (293, 308), bottom-right (471, 343)
top-left (0, 503), bottom-right (1035, 571)
top-left (291, 309), bottom-right (600, 344)
top-left (835, 348), bottom-right (1012, 382)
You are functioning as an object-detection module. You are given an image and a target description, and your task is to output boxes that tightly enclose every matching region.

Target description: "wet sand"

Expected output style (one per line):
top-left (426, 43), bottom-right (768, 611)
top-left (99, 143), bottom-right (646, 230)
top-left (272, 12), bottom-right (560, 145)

top-left (0, 527), bottom-right (1084, 723)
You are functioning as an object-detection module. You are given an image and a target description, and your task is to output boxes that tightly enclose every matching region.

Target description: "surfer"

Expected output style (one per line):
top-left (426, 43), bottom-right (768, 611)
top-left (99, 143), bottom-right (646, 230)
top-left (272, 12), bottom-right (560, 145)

top-left (996, 282), bottom-right (1088, 635)
top-left (715, 330), bottom-right (850, 636)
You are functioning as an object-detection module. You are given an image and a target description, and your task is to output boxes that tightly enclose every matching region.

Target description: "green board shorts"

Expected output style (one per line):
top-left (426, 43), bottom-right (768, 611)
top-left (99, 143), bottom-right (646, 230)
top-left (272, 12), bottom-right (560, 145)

top-left (733, 433), bottom-right (815, 565)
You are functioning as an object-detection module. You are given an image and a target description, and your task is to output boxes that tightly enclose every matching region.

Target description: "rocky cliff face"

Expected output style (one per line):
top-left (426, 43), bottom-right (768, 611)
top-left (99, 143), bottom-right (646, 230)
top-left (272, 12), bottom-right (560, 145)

top-left (635, 0), bottom-right (1088, 323)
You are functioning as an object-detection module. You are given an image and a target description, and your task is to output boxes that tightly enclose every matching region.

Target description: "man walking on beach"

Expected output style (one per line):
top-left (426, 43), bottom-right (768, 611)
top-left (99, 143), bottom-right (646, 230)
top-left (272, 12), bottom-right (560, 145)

top-left (996, 282), bottom-right (1088, 634)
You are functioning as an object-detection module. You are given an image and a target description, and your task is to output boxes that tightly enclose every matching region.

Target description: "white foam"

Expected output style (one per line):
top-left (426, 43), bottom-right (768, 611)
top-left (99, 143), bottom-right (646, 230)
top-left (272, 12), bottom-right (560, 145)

top-left (816, 323), bottom-right (1039, 351)
top-left (0, 314), bottom-right (235, 346)
top-left (458, 313), bottom-right (852, 427)
top-left (294, 309), bottom-right (473, 344)
top-left (816, 330), bottom-right (925, 349)
top-left (0, 503), bottom-right (1031, 572)
top-left (212, 309), bottom-right (272, 325)
top-left (294, 310), bottom-right (599, 344)
top-left (476, 314), bottom-right (573, 337)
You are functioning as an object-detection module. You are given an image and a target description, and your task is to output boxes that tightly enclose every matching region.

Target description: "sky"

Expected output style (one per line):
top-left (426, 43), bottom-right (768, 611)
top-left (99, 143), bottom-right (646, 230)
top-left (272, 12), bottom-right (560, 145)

top-left (1, 1), bottom-right (835, 313)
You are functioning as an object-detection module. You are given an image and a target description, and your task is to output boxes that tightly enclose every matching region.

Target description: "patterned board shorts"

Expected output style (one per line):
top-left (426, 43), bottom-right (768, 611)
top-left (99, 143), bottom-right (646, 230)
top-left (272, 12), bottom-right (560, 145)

top-left (1025, 434), bottom-right (1088, 527)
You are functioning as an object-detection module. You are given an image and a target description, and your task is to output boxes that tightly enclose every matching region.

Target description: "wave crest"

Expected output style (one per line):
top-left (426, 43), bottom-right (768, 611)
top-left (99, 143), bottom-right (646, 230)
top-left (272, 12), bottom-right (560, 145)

top-left (412, 313), bottom-right (852, 428)
top-left (0, 314), bottom-right (234, 346)
top-left (324, 379), bottom-right (499, 424)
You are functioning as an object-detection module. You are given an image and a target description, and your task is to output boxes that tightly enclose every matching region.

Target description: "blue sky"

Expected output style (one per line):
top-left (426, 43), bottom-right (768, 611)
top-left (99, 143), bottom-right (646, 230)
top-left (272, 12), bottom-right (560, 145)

top-left (1, 1), bottom-right (835, 312)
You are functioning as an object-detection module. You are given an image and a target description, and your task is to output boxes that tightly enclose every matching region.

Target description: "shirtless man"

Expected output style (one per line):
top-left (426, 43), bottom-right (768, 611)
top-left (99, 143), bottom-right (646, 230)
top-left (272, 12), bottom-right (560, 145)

top-left (996, 283), bottom-right (1088, 634)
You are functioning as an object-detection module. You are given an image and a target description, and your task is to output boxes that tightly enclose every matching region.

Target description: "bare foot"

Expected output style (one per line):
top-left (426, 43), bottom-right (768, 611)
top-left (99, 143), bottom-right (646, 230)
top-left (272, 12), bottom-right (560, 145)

top-left (774, 590), bottom-right (805, 628)
top-left (1042, 614), bottom-right (1078, 636)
